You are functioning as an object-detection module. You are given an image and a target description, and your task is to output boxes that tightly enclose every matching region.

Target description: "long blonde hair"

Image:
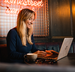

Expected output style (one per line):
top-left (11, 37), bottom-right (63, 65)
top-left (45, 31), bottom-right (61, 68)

top-left (16, 8), bottom-right (36, 46)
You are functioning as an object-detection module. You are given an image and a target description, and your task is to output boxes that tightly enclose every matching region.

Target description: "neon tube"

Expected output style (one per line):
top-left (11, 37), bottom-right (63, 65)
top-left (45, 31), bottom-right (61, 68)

top-left (4, 0), bottom-right (43, 7)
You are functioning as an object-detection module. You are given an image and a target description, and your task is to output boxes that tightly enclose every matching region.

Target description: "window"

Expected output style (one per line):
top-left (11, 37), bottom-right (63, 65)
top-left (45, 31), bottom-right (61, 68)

top-left (0, 0), bottom-right (49, 37)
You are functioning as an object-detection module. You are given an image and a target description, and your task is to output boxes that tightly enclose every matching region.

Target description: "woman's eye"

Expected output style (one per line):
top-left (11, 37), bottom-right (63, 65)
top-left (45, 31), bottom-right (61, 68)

top-left (29, 18), bottom-right (34, 21)
top-left (29, 18), bottom-right (31, 20)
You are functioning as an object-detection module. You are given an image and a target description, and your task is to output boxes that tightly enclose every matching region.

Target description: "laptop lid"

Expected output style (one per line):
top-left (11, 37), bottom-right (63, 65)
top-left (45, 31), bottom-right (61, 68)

top-left (57, 37), bottom-right (73, 60)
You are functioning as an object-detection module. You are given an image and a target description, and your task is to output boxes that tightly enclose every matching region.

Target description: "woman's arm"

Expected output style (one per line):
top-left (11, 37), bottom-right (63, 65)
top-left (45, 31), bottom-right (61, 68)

top-left (7, 29), bottom-right (25, 60)
top-left (31, 34), bottom-right (46, 58)
top-left (31, 34), bottom-right (38, 53)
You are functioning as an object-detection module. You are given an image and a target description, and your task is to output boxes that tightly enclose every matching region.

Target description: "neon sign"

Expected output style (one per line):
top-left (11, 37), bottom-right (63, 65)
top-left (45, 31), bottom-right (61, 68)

top-left (3, 0), bottom-right (43, 14)
top-left (4, 0), bottom-right (43, 7)
top-left (5, 8), bottom-right (35, 14)
top-left (5, 8), bottom-right (20, 14)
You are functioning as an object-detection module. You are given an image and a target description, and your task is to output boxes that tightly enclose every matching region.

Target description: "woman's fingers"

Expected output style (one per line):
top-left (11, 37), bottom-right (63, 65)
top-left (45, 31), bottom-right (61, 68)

top-left (34, 50), bottom-right (59, 58)
top-left (34, 50), bottom-right (46, 58)
top-left (50, 50), bottom-right (59, 54)
top-left (38, 51), bottom-right (46, 57)
top-left (45, 50), bottom-right (58, 54)
top-left (45, 50), bottom-right (52, 54)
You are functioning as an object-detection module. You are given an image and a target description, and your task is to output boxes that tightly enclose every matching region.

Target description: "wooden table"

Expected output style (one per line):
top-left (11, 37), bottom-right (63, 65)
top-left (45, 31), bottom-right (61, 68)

top-left (24, 53), bottom-right (75, 66)
top-left (32, 53), bottom-right (75, 66)
top-left (55, 53), bottom-right (75, 66)
top-left (0, 53), bottom-right (75, 72)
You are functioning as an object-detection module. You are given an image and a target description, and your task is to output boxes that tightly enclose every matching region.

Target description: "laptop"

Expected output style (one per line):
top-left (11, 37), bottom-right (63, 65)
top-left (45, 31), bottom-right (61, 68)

top-left (43, 37), bottom-right (73, 62)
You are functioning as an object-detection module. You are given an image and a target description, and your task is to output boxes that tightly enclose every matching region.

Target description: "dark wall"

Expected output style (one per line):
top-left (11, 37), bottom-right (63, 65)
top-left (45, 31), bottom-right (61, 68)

top-left (72, 0), bottom-right (75, 41)
top-left (48, 0), bottom-right (73, 40)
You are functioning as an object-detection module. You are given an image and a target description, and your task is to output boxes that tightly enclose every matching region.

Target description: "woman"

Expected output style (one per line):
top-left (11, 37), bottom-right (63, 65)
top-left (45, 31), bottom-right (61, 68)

top-left (6, 8), bottom-right (46, 63)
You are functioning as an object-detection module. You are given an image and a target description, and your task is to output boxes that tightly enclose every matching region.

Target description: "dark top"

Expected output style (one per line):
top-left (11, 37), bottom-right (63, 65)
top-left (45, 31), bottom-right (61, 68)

top-left (6, 28), bottom-right (38, 63)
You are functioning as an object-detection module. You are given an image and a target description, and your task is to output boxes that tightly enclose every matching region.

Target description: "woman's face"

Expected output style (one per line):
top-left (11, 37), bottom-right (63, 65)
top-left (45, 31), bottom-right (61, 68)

top-left (25, 14), bottom-right (35, 29)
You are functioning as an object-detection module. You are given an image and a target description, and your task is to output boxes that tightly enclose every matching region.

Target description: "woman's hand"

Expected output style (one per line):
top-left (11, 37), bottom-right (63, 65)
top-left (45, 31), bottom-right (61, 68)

top-left (34, 50), bottom-right (59, 58)
top-left (45, 50), bottom-right (53, 57)
top-left (45, 50), bottom-right (59, 57)
top-left (47, 50), bottom-right (59, 55)
top-left (34, 50), bottom-right (46, 58)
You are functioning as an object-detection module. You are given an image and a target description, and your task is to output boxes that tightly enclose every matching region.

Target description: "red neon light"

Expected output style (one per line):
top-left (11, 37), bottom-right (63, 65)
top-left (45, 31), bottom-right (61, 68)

top-left (4, 0), bottom-right (43, 7)
top-left (5, 8), bottom-right (35, 14)
top-left (5, 8), bottom-right (20, 14)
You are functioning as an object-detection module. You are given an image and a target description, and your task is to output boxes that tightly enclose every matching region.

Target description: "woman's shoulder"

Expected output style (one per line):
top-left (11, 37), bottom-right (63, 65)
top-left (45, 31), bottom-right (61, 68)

top-left (7, 27), bottom-right (17, 35)
top-left (9, 27), bottom-right (16, 32)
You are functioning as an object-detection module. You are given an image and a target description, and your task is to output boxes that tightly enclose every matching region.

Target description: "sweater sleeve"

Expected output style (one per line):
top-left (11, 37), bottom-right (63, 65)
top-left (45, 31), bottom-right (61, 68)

top-left (7, 29), bottom-right (25, 60)
top-left (31, 34), bottom-right (39, 53)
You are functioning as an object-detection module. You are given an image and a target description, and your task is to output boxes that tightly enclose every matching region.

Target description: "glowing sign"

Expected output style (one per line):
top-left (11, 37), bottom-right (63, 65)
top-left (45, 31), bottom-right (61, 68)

top-left (5, 8), bottom-right (35, 14)
top-left (5, 8), bottom-right (20, 14)
top-left (4, 0), bottom-right (43, 14)
top-left (4, 0), bottom-right (43, 7)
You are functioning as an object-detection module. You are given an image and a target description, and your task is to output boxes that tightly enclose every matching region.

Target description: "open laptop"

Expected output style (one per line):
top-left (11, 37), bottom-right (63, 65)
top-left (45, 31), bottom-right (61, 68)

top-left (43, 37), bottom-right (73, 62)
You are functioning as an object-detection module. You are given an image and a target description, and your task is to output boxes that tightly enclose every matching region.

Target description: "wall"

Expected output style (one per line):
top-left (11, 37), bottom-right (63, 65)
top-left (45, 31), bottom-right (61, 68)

top-left (48, 0), bottom-right (73, 41)
top-left (72, 0), bottom-right (75, 41)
